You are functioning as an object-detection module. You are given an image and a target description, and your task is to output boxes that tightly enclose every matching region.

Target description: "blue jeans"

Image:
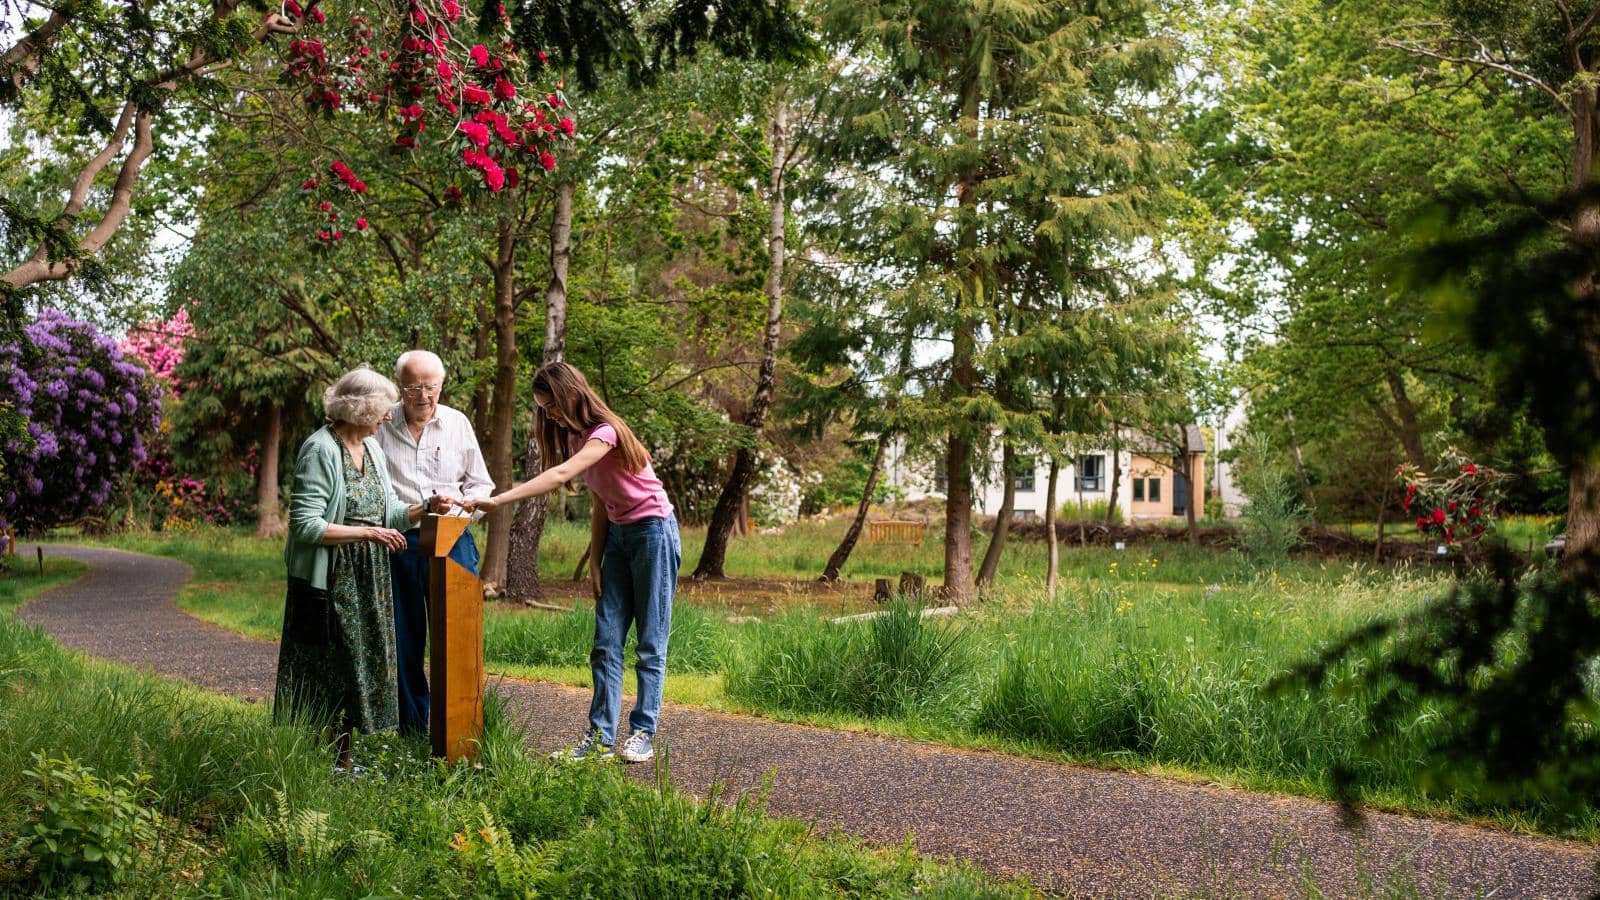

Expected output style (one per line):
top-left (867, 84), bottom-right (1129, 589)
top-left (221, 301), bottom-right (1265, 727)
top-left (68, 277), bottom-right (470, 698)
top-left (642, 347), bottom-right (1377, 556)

top-left (391, 527), bottom-right (480, 736)
top-left (589, 514), bottom-right (680, 744)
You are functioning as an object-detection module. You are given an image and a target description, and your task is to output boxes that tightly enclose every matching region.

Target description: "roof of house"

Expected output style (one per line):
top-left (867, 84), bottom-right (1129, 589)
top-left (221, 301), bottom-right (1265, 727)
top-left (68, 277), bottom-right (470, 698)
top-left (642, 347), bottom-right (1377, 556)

top-left (1124, 425), bottom-right (1207, 455)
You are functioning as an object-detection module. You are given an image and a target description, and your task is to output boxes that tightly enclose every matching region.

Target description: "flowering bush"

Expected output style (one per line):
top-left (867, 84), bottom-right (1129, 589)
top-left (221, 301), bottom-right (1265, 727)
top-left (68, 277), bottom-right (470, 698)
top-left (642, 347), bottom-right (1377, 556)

top-left (129, 442), bottom-right (257, 531)
top-left (117, 308), bottom-right (192, 391)
top-left (278, 0), bottom-right (574, 240)
top-left (750, 454), bottom-right (817, 527)
top-left (1396, 453), bottom-right (1506, 547)
top-left (0, 309), bottom-right (161, 532)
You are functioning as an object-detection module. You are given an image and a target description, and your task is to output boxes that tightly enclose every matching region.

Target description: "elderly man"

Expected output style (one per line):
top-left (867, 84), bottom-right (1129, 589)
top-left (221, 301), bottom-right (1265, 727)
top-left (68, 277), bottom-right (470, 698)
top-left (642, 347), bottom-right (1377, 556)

top-left (378, 349), bottom-right (494, 736)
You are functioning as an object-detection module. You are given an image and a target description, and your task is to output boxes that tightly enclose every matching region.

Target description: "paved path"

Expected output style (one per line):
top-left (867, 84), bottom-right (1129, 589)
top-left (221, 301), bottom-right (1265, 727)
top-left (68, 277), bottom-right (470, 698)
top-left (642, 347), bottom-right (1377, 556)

top-left (18, 544), bottom-right (1600, 898)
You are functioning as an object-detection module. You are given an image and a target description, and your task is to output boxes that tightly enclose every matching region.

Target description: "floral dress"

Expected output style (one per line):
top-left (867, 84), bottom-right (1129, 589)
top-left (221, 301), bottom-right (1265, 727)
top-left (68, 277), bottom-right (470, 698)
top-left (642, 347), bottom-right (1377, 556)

top-left (274, 442), bottom-right (400, 734)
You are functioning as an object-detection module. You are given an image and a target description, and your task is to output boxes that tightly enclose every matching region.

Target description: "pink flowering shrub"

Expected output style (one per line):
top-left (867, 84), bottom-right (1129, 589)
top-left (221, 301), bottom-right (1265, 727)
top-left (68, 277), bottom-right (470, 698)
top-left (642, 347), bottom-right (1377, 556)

top-left (119, 308), bottom-right (192, 391)
top-left (1396, 452), bottom-right (1507, 547)
top-left (0, 309), bottom-right (162, 532)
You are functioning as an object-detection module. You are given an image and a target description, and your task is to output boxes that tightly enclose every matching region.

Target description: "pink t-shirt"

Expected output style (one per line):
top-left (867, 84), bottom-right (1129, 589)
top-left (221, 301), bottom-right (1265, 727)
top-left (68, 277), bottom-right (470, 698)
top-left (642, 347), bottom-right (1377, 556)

top-left (579, 423), bottom-right (673, 523)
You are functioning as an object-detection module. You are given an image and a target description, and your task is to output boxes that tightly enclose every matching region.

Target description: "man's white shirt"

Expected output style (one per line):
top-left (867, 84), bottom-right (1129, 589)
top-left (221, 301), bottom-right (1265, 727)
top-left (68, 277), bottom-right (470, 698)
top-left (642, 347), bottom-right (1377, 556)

top-left (377, 403), bottom-right (494, 520)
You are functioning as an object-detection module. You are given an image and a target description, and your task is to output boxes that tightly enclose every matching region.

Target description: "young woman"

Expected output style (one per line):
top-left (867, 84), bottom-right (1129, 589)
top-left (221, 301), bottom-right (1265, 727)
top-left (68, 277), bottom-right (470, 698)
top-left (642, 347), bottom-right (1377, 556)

top-left (460, 362), bottom-right (679, 762)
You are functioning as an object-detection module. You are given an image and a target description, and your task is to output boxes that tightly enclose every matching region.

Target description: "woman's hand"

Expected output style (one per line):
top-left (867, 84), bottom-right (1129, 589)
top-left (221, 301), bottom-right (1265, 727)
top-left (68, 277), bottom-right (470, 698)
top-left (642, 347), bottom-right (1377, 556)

top-left (589, 564), bottom-right (602, 601)
top-left (366, 527), bottom-right (408, 551)
top-left (458, 495), bottom-right (501, 514)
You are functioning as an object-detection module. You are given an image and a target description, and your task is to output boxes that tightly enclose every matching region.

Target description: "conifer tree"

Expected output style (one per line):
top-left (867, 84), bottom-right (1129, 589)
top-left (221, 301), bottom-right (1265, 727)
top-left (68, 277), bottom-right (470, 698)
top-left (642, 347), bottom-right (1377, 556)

top-left (805, 0), bottom-right (1179, 601)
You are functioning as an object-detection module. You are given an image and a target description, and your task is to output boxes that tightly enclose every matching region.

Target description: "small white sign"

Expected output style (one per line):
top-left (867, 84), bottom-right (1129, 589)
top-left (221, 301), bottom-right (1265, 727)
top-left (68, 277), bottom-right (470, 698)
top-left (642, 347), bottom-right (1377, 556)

top-left (1436, 544), bottom-right (1448, 556)
top-left (1114, 541), bottom-right (1126, 551)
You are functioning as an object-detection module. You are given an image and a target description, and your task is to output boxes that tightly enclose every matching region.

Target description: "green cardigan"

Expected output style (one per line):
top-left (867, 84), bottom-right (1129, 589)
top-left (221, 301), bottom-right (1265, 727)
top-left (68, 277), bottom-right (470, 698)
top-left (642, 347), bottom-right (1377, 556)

top-left (284, 426), bottom-right (413, 591)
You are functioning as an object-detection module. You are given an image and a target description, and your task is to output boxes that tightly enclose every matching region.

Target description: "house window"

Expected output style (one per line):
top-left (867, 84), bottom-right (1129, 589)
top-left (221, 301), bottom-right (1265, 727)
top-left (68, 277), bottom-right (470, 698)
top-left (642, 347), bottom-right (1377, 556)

top-left (1148, 477), bottom-right (1161, 503)
top-left (1075, 455), bottom-right (1104, 492)
top-left (1012, 468), bottom-right (1036, 493)
top-left (1012, 509), bottom-right (1036, 521)
top-left (1133, 478), bottom-right (1145, 502)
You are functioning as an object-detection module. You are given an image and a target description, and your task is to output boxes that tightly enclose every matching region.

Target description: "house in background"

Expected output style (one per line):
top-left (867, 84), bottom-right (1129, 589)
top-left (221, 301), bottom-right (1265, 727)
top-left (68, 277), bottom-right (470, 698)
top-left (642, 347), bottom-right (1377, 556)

top-left (884, 426), bottom-right (1208, 522)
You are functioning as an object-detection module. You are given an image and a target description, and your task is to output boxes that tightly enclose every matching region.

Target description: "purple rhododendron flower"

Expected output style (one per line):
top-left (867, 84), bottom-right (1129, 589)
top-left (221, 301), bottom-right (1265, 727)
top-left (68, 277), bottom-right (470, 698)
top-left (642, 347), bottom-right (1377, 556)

top-left (0, 308), bottom-right (161, 531)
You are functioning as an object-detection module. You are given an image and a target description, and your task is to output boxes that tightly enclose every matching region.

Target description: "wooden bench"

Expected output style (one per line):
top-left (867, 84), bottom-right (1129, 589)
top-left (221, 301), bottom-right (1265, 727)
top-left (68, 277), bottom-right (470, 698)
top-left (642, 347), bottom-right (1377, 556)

top-left (866, 520), bottom-right (925, 545)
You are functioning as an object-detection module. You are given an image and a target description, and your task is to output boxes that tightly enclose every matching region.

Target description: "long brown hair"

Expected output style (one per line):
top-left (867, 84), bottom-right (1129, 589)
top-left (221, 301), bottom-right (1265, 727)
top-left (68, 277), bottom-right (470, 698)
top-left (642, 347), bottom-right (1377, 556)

top-left (532, 362), bottom-right (651, 474)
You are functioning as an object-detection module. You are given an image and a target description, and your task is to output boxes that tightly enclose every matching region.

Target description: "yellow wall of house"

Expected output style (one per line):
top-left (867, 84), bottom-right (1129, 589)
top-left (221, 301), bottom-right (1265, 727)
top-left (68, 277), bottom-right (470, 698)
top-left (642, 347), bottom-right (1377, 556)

top-left (1129, 453), bottom-right (1205, 519)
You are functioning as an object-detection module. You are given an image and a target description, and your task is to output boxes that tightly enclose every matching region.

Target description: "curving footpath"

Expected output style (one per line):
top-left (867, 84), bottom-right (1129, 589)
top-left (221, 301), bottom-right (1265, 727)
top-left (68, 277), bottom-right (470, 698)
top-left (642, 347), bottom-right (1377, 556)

top-left (18, 544), bottom-right (1600, 898)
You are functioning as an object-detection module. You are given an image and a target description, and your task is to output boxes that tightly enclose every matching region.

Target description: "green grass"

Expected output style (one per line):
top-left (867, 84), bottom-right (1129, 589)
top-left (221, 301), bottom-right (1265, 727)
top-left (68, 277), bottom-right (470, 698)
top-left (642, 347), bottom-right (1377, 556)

top-left (0, 556), bottom-right (88, 615)
top-left (0, 598), bottom-right (1028, 897)
top-left (49, 522), bottom-right (1600, 841)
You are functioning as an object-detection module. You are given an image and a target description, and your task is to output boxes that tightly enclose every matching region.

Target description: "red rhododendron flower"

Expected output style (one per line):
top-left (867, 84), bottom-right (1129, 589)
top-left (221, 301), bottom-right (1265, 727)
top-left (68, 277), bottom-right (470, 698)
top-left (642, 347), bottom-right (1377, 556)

top-left (482, 161), bottom-right (506, 192)
top-left (319, 200), bottom-right (333, 212)
top-left (310, 7), bottom-right (325, 23)
top-left (1462, 463), bottom-right (1477, 474)
top-left (286, 0), bottom-right (303, 15)
top-left (507, 167), bottom-right (520, 189)
top-left (548, 93), bottom-right (563, 107)
top-left (494, 76), bottom-right (515, 100)
top-left (536, 50), bottom-right (547, 63)
top-left (332, 230), bottom-right (343, 240)
top-left (1415, 517), bottom-right (1427, 529)
top-left (1431, 508), bottom-right (1446, 525)
top-left (458, 121), bottom-right (491, 149)
top-left (317, 229), bottom-right (331, 240)
top-left (539, 151), bottom-right (556, 171)
top-left (356, 217), bottom-right (369, 230)
top-left (442, 0), bottom-right (462, 21)
top-left (444, 185), bottom-right (462, 201)
top-left (462, 84), bottom-right (491, 105)
top-left (470, 44), bottom-right (489, 67)
top-left (301, 178), bottom-right (318, 190)
top-left (558, 116), bottom-right (575, 136)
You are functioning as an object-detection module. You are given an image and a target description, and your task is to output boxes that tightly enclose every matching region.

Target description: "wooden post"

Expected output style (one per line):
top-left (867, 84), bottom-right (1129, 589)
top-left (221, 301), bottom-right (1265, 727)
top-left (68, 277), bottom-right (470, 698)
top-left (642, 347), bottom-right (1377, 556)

top-left (421, 513), bottom-right (484, 763)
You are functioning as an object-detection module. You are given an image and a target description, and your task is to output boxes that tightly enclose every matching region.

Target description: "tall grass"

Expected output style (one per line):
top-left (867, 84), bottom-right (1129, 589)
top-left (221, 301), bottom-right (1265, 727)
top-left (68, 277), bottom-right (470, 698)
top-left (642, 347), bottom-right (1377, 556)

top-left (483, 600), bottom-right (733, 674)
top-left (726, 600), bottom-right (976, 720)
top-left (0, 608), bottom-right (1026, 897)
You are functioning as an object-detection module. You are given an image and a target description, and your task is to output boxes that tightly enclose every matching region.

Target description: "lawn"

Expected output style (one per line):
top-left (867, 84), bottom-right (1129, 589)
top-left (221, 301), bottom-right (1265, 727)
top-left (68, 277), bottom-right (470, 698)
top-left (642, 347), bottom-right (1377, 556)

top-left (0, 576), bottom-right (1025, 897)
top-left (52, 518), bottom-right (1600, 841)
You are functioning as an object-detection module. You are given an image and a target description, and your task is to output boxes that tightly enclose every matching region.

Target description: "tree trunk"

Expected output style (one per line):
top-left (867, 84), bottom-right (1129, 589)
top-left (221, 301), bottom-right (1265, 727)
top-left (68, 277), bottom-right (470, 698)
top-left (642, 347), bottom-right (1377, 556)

top-left (1106, 438), bottom-right (1122, 526)
top-left (1384, 370), bottom-right (1428, 469)
top-left (479, 219), bottom-right (519, 593)
top-left (975, 443), bottom-right (1017, 587)
top-left (942, 76), bottom-right (982, 606)
top-left (1374, 475), bottom-right (1390, 563)
top-left (942, 430), bottom-right (977, 603)
top-left (1076, 459), bottom-right (1089, 548)
top-left (1045, 457), bottom-right (1061, 596)
top-left (506, 181), bottom-right (574, 602)
top-left (1283, 410), bottom-right (1318, 523)
top-left (693, 100), bottom-right (788, 580)
top-left (820, 435), bottom-right (887, 582)
top-left (254, 400), bottom-right (286, 538)
top-left (1181, 428), bottom-right (1198, 545)
top-left (1565, 84), bottom-right (1600, 565)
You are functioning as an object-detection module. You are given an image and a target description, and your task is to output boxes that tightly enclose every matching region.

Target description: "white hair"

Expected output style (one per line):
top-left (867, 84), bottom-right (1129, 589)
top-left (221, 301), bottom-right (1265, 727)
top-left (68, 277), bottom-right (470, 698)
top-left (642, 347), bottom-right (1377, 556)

top-left (395, 349), bottom-right (446, 383)
top-left (323, 366), bottom-right (399, 427)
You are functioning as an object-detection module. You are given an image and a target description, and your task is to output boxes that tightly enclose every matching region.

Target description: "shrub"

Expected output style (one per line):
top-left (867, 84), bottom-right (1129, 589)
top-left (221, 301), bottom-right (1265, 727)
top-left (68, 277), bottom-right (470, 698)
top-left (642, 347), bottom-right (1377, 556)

top-left (0, 309), bottom-right (161, 532)
top-left (19, 752), bottom-right (161, 891)
top-left (1231, 433), bottom-right (1307, 562)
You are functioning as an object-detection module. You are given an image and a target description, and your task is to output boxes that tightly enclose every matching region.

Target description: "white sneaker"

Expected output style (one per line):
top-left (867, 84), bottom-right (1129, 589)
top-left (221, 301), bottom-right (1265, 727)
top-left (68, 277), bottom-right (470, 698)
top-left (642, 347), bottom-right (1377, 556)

top-left (617, 729), bottom-right (654, 763)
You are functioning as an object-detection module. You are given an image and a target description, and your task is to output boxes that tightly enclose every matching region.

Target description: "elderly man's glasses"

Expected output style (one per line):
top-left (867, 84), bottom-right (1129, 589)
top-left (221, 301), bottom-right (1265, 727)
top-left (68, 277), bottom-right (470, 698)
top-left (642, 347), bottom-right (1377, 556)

top-left (401, 383), bottom-right (441, 397)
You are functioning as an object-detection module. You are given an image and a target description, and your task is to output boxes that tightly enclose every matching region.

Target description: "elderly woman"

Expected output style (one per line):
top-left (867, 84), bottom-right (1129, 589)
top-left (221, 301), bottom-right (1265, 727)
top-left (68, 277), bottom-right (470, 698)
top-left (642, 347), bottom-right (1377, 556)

top-left (276, 366), bottom-right (433, 772)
